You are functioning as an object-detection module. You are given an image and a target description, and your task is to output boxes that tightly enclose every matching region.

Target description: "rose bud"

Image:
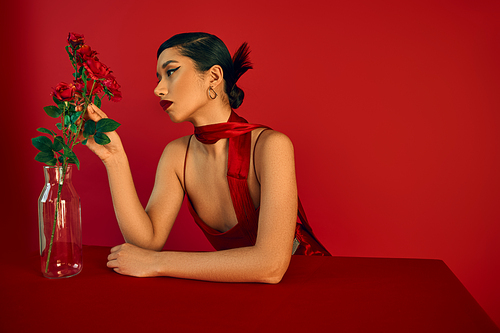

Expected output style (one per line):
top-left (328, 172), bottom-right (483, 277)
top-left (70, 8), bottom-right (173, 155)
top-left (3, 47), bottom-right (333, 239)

top-left (67, 32), bottom-right (85, 48)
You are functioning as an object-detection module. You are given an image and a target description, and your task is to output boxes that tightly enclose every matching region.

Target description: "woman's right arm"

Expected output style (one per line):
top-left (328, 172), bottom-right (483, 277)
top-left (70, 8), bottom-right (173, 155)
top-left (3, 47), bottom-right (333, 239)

top-left (85, 104), bottom-right (185, 251)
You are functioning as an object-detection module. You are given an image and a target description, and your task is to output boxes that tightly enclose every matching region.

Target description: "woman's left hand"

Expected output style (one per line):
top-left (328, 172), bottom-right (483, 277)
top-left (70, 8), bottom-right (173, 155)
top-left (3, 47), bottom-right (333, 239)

top-left (107, 243), bottom-right (159, 277)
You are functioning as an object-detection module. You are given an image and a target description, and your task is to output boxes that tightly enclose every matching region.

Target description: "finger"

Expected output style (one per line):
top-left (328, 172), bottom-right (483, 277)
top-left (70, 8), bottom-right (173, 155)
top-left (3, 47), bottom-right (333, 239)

top-left (108, 251), bottom-right (118, 260)
top-left (110, 244), bottom-right (122, 253)
top-left (107, 259), bottom-right (118, 268)
top-left (86, 104), bottom-right (103, 121)
top-left (88, 103), bottom-right (109, 119)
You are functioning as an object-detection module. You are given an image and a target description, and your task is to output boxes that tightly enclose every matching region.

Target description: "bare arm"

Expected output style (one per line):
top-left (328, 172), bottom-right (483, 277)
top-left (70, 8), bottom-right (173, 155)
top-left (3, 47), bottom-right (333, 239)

top-left (107, 130), bottom-right (298, 283)
top-left (85, 104), bottom-right (184, 250)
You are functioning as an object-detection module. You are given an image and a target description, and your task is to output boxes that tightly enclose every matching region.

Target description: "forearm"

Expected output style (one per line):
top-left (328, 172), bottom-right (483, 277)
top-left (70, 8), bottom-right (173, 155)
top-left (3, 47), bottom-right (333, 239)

top-left (103, 151), bottom-right (157, 248)
top-left (153, 246), bottom-right (291, 284)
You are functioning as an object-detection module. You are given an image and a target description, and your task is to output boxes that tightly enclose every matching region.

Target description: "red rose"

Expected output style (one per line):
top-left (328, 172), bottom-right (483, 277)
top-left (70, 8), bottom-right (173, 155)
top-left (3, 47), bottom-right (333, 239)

top-left (74, 80), bottom-right (84, 92)
top-left (76, 45), bottom-right (98, 64)
top-left (84, 58), bottom-right (111, 80)
top-left (67, 32), bottom-right (85, 49)
top-left (74, 78), bottom-right (103, 95)
top-left (103, 78), bottom-right (122, 102)
top-left (52, 82), bottom-right (75, 101)
top-left (109, 90), bottom-right (122, 102)
top-left (103, 77), bottom-right (120, 91)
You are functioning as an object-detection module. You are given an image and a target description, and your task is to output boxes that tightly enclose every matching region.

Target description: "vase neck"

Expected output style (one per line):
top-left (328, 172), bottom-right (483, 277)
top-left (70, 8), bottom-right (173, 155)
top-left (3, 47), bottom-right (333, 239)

top-left (43, 165), bottom-right (73, 185)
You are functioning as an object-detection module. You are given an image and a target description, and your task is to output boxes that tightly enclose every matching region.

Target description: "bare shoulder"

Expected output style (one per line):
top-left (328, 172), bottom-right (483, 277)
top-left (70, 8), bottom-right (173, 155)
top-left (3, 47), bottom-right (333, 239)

top-left (162, 135), bottom-right (191, 156)
top-left (253, 129), bottom-right (295, 183)
top-left (157, 135), bottom-right (192, 172)
top-left (254, 129), bottom-right (294, 157)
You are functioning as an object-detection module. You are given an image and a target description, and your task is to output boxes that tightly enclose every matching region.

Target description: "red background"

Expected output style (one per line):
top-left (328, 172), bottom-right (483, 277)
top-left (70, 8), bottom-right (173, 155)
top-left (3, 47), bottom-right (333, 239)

top-left (1, 0), bottom-right (499, 327)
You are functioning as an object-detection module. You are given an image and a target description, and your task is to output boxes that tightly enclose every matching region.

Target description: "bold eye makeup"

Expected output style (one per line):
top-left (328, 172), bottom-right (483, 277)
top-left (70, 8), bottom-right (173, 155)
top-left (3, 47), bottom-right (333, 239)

top-left (156, 66), bottom-right (181, 83)
top-left (166, 66), bottom-right (181, 77)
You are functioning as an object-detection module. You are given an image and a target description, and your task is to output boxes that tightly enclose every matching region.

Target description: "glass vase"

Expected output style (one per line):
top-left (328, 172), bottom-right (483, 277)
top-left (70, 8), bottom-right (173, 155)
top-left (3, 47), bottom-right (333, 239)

top-left (38, 165), bottom-right (82, 278)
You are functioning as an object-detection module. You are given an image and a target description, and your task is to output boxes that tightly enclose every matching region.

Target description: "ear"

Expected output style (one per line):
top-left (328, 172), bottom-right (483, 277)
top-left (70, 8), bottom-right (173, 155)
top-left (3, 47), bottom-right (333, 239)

top-left (207, 65), bottom-right (224, 90)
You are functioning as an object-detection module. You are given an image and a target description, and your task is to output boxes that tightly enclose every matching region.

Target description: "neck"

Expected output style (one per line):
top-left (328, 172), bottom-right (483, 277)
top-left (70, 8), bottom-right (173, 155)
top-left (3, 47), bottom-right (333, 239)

top-left (190, 103), bottom-right (233, 127)
top-left (198, 137), bottom-right (228, 155)
top-left (191, 104), bottom-right (232, 155)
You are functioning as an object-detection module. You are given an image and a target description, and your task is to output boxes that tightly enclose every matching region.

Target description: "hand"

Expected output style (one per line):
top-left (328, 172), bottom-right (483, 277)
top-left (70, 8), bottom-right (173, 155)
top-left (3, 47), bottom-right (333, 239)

top-left (82, 103), bottom-right (124, 163)
top-left (107, 243), bottom-right (159, 277)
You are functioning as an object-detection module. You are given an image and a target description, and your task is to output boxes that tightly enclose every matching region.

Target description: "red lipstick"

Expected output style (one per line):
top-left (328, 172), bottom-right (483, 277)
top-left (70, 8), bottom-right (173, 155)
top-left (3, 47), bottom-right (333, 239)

top-left (160, 100), bottom-right (172, 111)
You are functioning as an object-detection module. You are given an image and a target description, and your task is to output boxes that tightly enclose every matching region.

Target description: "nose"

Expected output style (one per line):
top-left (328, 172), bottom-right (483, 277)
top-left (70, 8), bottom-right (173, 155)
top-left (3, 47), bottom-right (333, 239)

top-left (154, 80), bottom-right (167, 98)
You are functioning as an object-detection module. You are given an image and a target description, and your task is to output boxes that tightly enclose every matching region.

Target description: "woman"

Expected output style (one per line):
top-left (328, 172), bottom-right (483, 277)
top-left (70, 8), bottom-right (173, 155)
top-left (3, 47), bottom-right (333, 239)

top-left (85, 32), bottom-right (330, 284)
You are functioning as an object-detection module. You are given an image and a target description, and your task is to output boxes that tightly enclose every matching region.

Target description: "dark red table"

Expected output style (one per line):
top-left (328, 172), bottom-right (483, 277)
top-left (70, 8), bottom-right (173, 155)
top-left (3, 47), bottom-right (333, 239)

top-left (0, 246), bottom-right (498, 332)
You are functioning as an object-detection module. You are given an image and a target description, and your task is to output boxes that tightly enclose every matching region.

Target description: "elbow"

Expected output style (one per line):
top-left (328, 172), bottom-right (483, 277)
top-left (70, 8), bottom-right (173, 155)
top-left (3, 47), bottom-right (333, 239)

top-left (262, 273), bottom-right (284, 284)
top-left (126, 238), bottom-right (165, 252)
top-left (259, 256), bottom-right (291, 284)
top-left (147, 241), bottom-right (165, 252)
top-left (261, 266), bottom-right (287, 284)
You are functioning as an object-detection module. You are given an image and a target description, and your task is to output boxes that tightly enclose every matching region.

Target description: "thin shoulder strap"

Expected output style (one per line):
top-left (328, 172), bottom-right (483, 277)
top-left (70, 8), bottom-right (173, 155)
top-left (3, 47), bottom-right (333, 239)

top-left (183, 135), bottom-right (193, 193)
top-left (252, 128), bottom-right (271, 185)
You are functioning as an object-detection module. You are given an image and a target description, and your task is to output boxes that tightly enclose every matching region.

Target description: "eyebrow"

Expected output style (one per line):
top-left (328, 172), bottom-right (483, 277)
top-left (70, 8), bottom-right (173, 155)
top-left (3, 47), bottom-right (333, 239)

top-left (162, 60), bottom-right (179, 69)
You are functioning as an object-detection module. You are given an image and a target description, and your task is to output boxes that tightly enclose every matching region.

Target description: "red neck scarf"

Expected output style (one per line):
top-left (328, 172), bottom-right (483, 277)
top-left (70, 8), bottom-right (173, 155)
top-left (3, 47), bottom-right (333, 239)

top-left (194, 110), bottom-right (266, 144)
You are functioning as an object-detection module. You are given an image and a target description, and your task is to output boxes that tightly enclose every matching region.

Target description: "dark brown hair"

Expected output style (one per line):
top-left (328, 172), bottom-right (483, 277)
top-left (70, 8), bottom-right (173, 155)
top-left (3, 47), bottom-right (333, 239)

top-left (157, 32), bottom-right (252, 109)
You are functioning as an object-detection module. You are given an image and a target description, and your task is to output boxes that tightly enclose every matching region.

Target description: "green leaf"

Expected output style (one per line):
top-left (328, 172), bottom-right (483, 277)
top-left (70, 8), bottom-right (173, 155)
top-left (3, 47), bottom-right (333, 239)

top-left (59, 146), bottom-right (78, 168)
top-left (65, 150), bottom-right (80, 170)
top-left (37, 127), bottom-right (55, 136)
top-left (94, 132), bottom-right (111, 145)
top-left (81, 139), bottom-right (88, 145)
top-left (70, 111), bottom-right (83, 123)
top-left (67, 157), bottom-right (77, 165)
top-left (56, 123), bottom-right (63, 130)
top-left (83, 120), bottom-right (96, 138)
top-left (59, 138), bottom-right (71, 153)
top-left (94, 94), bottom-right (102, 108)
top-left (32, 136), bottom-right (53, 153)
top-left (52, 136), bottom-right (64, 152)
top-left (43, 105), bottom-right (62, 118)
top-left (35, 151), bottom-right (57, 165)
top-left (96, 118), bottom-right (121, 132)
top-left (56, 137), bottom-right (72, 158)
top-left (63, 148), bottom-right (80, 169)
top-left (70, 124), bottom-right (78, 134)
top-left (64, 115), bottom-right (71, 126)
top-left (52, 95), bottom-right (65, 108)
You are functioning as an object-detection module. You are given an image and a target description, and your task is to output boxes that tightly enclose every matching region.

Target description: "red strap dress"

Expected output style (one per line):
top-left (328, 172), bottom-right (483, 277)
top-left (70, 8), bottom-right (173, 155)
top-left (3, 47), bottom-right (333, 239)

top-left (184, 111), bottom-right (331, 256)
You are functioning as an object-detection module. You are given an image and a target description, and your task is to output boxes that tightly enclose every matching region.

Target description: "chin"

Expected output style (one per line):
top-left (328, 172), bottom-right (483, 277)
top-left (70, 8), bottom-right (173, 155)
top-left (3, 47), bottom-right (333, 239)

top-left (167, 112), bottom-right (186, 124)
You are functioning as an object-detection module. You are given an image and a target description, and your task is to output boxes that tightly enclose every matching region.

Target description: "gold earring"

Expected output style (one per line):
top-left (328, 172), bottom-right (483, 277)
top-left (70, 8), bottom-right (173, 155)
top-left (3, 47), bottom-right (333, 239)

top-left (208, 86), bottom-right (218, 99)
